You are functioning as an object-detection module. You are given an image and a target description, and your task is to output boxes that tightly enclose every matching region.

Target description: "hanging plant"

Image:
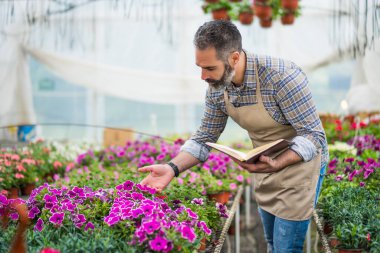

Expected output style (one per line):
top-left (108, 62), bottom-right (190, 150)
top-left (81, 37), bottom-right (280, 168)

top-left (203, 0), bottom-right (233, 20)
top-left (281, 0), bottom-right (298, 11)
top-left (236, 0), bottom-right (254, 25)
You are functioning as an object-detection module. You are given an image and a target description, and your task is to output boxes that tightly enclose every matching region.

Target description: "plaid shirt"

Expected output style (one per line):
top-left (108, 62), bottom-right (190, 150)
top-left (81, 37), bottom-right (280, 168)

top-left (181, 52), bottom-right (329, 169)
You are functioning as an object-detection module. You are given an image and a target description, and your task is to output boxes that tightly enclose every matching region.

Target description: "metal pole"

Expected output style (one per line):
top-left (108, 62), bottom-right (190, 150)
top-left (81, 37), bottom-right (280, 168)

top-left (306, 223), bottom-right (311, 253)
top-left (245, 185), bottom-right (250, 228)
top-left (235, 199), bottom-right (240, 253)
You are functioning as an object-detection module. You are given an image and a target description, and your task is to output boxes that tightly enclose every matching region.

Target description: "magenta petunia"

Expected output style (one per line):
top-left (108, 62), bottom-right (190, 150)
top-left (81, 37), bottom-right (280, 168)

top-left (10, 212), bottom-right (19, 220)
top-left (132, 192), bottom-right (144, 201)
top-left (149, 236), bottom-right (169, 251)
top-left (35, 218), bottom-right (44, 231)
top-left (28, 206), bottom-right (40, 219)
top-left (49, 212), bottom-right (65, 225)
top-left (131, 208), bottom-right (143, 218)
top-left (186, 208), bottom-right (199, 219)
top-left (84, 221), bottom-right (95, 231)
top-left (143, 220), bottom-right (160, 234)
top-left (180, 225), bottom-right (197, 243)
top-left (43, 194), bottom-right (58, 203)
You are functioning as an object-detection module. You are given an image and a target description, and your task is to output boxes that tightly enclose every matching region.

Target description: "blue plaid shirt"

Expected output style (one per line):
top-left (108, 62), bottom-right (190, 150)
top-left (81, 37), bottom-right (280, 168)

top-left (181, 52), bottom-right (329, 169)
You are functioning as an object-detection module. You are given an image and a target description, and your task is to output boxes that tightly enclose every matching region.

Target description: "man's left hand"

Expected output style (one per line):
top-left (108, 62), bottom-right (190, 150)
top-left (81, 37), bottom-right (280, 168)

top-left (231, 155), bottom-right (281, 173)
top-left (231, 149), bottom-right (303, 173)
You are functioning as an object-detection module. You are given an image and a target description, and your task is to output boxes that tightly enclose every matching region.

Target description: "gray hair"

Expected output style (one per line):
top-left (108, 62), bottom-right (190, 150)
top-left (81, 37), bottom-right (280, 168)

top-left (194, 20), bottom-right (242, 62)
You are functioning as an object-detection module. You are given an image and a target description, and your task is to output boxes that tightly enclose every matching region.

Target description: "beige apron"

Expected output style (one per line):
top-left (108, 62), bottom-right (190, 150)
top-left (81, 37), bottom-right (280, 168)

top-left (223, 56), bottom-right (321, 220)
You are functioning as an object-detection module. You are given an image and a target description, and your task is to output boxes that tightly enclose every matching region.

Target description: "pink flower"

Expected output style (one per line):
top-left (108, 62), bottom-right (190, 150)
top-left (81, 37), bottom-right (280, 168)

top-left (236, 175), bottom-right (244, 182)
top-left (217, 180), bottom-right (223, 186)
top-left (53, 161), bottom-right (62, 169)
top-left (177, 178), bottom-right (183, 185)
top-left (230, 183), bottom-right (237, 190)
top-left (15, 173), bottom-right (24, 179)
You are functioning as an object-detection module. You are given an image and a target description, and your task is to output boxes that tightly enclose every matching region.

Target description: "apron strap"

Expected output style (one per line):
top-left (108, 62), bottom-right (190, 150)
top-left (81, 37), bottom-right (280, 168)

top-left (254, 58), bottom-right (263, 105)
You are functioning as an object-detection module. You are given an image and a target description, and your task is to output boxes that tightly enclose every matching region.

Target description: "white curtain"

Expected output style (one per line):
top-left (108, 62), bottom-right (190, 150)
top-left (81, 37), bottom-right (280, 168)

top-left (346, 40), bottom-right (380, 114)
top-left (25, 47), bottom-right (206, 105)
top-left (0, 25), bottom-right (36, 126)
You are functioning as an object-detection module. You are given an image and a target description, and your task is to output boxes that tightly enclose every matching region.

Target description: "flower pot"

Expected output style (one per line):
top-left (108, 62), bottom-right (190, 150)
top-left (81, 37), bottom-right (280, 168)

top-left (208, 192), bottom-right (230, 204)
top-left (329, 237), bottom-right (340, 248)
top-left (239, 12), bottom-right (254, 25)
top-left (281, 0), bottom-right (298, 10)
top-left (22, 183), bottom-right (36, 196)
top-left (338, 249), bottom-right (362, 253)
top-left (259, 18), bottom-right (272, 28)
top-left (212, 8), bottom-right (229, 20)
top-left (8, 187), bottom-right (19, 199)
top-left (323, 222), bottom-right (333, 235)
top-left (281, 13), bottom-right (295, 25)
top-left (254, 4), bottom-right (272, 19)
top-left (199, 237), bottom-right (207, 251)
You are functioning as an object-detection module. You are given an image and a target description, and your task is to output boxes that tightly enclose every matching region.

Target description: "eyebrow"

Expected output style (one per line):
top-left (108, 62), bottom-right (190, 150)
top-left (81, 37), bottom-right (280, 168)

top-left (196, 63), bottom-right (217, 69)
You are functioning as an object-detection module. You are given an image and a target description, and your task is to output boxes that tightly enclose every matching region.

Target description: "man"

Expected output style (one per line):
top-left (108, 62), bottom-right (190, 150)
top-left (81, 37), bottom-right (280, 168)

top-left (139, 20), bottom-right (328, 253)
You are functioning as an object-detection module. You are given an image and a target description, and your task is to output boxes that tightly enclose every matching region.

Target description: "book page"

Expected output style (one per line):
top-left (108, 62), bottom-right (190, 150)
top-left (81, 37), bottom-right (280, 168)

top-left (245, 139), bottom-right (283, 157)
top-left (205, 142), bottom-right (247, 160)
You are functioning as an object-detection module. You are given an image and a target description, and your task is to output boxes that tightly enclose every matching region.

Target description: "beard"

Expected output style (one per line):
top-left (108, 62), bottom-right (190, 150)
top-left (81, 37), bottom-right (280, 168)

top-left (206, 63), bottom-right (235, 90)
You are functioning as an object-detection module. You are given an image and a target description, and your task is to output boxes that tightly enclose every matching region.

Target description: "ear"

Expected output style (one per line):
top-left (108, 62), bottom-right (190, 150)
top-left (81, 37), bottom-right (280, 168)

top-left (229, 51), bottom-right (240, 67)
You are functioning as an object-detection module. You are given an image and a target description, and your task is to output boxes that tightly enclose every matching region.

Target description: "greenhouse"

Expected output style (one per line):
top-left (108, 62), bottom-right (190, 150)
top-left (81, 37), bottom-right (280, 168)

top-left (0, 0), bottom-right (379, 252)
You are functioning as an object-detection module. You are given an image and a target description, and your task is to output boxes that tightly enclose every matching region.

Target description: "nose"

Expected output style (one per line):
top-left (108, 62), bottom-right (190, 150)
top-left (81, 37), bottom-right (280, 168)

top-left (201, 69), bottom-right (208, 80)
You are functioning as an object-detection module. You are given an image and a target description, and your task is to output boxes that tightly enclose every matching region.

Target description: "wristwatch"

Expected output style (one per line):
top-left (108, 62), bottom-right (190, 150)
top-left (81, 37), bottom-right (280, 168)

top-left (167, 161), bottom-right (180, 177)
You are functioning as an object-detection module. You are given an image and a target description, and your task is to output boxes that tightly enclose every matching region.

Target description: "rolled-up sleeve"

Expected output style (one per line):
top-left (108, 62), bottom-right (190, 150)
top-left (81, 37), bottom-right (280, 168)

top-left (181, 91), bottom-right (228, 162)
top-left (275, 68), bottom-right (327, 162)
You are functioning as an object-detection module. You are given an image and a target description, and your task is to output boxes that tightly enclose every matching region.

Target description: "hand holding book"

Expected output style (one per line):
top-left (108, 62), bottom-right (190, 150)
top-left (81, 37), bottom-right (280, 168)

top-left (205, 139), bottom-right (293, 164)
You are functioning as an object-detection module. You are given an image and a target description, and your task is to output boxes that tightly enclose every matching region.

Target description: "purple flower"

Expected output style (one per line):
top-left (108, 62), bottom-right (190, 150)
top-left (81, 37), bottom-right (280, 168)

top-left (186, 208), bottom-right (199, 219)
top-left (132, 192), bottom-right (144, 201)
top-left (334, 175), bottom-right (344, 181)
top-left (43, 194), bottom-right (58, 203)
top-left (49, 212), bottom-right (65, 225)
top-left (344, 157), bottom-right (355, 163)
top-left (132, 208), bottom-right (143, 218)
top-left (28, 206), bottom-right (40, 219)
top-left (10, 212), bottom-right (19, 220)
top-left (141, 204), bottom-right (154, 216)
top-left (104, 215), bottom-right (120, 226)
top-left (0, 194), bottom-right (8, 206)
top-left (149, 236), bottom-right (169, 251)
top-left (84, 222), bottom-right (95, 231)
top-left (116, 180), bottom-right (135, 191)
top-left (143, 220), bottom-right (160, 234)
top-left (199, 221), bottom-right (212, 235)
top-left (328, 158), bottom-right (338, 169)
top-left (360, 182), bottom-right (366, 187)
top-left (180, 225), bottom-right (197, 243)
top-left (191, 198), bottom-right (204, 206)
top-left (363, 168), bottom-right (374, 179)
top-left (34, 218), bottom-right (44, 231)
top-left (348, 170), bottom-right (359, 181)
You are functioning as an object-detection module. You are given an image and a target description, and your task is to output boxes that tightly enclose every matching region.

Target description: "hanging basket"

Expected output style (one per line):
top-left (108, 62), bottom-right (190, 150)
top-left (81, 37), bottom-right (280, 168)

top-left (212, 8), bottom-right (230, 20)
top-left (281, 13), bottom-right (295, 25)
top-left (239, 12), bottom-right (254, 25)
top-left (281, 0), bottom-right (298, 10)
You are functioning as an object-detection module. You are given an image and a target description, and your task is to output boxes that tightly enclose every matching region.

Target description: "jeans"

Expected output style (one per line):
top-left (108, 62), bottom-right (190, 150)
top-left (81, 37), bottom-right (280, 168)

top-left (259, 165), bottom-right (326, 253)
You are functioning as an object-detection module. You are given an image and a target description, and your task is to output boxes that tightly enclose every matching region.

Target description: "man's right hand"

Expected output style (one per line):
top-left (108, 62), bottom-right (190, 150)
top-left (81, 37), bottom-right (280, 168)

top-left (138, 164), bottom-right (175, 192)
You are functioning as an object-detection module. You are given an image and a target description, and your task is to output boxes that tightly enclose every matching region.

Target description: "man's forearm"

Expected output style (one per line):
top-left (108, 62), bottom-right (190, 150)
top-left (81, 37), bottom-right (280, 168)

top-left (170, 151), bottom-right (201, 173)
top-left (273, 149), bottom-right (303, 171)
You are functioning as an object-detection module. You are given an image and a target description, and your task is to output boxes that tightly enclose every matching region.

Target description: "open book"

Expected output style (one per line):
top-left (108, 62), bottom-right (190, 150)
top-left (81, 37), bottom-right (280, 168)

top-left (205, 139), bottom-right (293, 164)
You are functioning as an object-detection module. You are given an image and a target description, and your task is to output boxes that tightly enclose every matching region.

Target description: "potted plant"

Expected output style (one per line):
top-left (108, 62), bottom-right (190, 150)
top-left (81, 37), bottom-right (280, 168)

top-left (281, 0), bottom-right (298, 10)
top-left (254, 0), bottom-right (272, 20)
top-left (237, 1), bottom-right (254, 25)
top-left (203, 0), bottom-right (233, 20)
